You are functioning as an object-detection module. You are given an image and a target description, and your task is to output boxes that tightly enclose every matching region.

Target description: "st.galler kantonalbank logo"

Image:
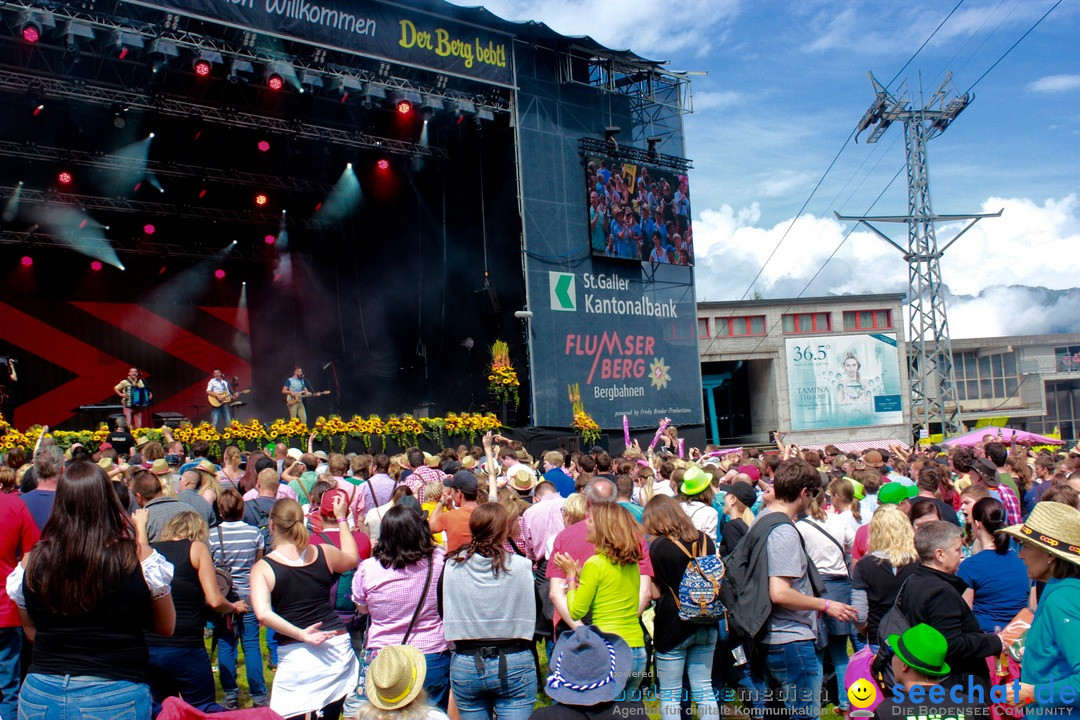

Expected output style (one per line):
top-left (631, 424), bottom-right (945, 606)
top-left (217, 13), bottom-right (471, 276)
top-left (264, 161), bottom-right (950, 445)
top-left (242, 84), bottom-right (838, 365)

top-left (549, 272), bottom-right (576, 312)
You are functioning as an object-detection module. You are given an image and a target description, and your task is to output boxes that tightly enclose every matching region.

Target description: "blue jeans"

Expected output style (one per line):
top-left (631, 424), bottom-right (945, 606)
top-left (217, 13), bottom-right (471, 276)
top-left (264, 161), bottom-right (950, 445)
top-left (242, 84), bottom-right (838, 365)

top-left (215, 612), bottom-right (267, 703)
top-left (826, 634), bottom-right (851, 710)
top-left (0, 627), bottom-right (22, 720)
top-left (211, 404), bottom-right (231, 430)
top-left (266, 626), bottom-right (278, 665)
top-left (762, 640), bottom-right (823, 718)
top-left (18, 673), bottom-right (151, 720)
top-left (451, 649), bottom-right (537, 720)
top-left (654, 626), bottom-right (719, 720)
top-left (148, 644), bottom-right (225, 715)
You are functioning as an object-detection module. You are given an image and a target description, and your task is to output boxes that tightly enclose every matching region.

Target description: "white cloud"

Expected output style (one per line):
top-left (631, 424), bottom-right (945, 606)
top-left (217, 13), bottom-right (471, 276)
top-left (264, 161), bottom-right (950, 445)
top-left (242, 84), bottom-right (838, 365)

top-left (691, 194), bottom-right (1080, 337)
top-left (1029, 74), bottom-right (1080, 93)
top-left (690, 90), bottom-right (742, 112)
top-left (445, 0), bottom-right (740, 57)
top-left (945, 287), bottom-right (1080, 339)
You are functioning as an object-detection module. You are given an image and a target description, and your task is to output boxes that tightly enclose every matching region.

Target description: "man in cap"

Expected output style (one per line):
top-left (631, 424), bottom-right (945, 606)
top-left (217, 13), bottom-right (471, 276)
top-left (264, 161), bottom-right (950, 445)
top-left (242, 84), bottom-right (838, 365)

top-left (429, 470), bottom-right (479, 553)
top-left (971, 457), bottom-right (1022, 526)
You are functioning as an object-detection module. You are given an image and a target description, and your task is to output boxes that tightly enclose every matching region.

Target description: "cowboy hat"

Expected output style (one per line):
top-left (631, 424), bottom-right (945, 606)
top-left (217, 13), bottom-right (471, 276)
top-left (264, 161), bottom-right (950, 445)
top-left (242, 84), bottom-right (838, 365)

top-left (999, 501), bottom-right (1080, 566)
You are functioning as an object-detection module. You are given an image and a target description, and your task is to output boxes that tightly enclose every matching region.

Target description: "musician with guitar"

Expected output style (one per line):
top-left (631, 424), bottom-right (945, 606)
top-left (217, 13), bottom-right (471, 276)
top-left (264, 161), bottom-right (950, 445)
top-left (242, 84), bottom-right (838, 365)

top-left (206, 369), bottom-right (236, 430)
top-left (281, 366), bottom-right (327, 425)
top-left (114, 367), bottom-right (148, 429)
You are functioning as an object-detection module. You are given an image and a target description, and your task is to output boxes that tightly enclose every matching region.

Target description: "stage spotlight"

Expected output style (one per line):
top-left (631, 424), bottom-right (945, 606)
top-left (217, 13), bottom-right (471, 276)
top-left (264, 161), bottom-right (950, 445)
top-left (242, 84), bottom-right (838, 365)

top-left (214, 269), bottom-right (226, 279)
top-left (376, 159), bottom-right (390, 170)
top-left (144, 223), bottom-right (156, 235)
top-left (396, 100), bottom-right (413, 115)
top-left (264, 234), bottom-right (275, 244)
top-left (20, 256), bottom-right (33, 267)
top-left (90, 260), bottom-right (103, 271)
top-left (267, 73), bottom-right (284, 91)
top-left (21, 22), bottom-right (41, 44)
top-left (57, 171), bottom-right (73, 185)
top-left (257, 140), bottom-right (271, 152)
top-left (255, 193), bottom-right (269, 206)
top-left (32, 104), bottom-right (45, 117)
top-left (194, 59), bottom-right (212, 77)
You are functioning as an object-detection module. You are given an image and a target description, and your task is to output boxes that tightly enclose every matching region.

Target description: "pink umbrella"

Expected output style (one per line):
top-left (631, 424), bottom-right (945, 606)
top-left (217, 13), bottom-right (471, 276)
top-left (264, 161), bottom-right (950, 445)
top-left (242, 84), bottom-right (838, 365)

top-left (944, 427), bottom-right (1064, 447)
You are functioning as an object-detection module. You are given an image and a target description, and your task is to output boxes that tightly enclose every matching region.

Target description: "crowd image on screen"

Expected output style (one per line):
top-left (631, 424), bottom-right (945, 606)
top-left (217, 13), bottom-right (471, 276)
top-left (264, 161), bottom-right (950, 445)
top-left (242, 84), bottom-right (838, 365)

top-left (586, 155), bottom-right (693, 266)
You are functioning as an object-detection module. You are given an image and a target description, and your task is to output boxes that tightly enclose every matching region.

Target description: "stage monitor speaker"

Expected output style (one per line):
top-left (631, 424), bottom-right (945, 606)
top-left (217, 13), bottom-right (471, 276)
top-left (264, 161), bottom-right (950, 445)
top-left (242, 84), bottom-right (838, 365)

top-left (557, 436), bottom-right (580, 455)
top-left (475, 285), bottom-right (501, 317)
top-left (153, 412), bottom-right (189, 428)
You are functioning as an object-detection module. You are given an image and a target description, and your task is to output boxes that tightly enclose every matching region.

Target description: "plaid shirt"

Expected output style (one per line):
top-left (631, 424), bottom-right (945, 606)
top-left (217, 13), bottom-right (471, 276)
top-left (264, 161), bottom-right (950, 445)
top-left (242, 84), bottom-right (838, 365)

top-left (406, 465), bottom-right (445, 499)
top-left (994, 483), bottom-right (1022, 526)
top-left (351, 547), bottom-right (448, 653)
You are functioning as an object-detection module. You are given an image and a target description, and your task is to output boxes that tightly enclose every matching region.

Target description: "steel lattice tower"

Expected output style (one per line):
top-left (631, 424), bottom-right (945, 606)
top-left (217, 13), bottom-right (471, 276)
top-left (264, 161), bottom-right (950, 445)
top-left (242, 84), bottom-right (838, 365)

top-left (836, 72), bottom-right (1000, 437)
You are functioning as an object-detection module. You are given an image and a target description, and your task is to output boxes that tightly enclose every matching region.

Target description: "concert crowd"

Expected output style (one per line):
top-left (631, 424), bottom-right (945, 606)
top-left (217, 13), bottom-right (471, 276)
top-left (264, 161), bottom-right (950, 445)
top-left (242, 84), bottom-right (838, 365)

top-left (1, 422), bottom-right (1080, 720)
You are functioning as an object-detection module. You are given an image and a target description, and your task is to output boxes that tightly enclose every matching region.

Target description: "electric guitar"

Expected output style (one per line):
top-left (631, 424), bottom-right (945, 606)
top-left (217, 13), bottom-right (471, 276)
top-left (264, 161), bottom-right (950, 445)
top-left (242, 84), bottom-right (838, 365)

top-left (286, 389), bottom-right (329, 407)
top-left (207, 389), bottom-right (251, 408)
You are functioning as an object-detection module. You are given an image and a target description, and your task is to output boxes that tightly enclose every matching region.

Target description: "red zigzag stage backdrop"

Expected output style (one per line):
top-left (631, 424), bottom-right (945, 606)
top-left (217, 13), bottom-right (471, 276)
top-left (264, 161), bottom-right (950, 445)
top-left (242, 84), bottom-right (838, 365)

top-left (0, 300), bottom-right (251, 429)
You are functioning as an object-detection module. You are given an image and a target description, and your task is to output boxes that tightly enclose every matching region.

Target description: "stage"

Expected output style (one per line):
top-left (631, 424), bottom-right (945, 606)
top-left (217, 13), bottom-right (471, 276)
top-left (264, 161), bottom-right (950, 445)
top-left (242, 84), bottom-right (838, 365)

top-left (0, 0), bottom-right (705, 439)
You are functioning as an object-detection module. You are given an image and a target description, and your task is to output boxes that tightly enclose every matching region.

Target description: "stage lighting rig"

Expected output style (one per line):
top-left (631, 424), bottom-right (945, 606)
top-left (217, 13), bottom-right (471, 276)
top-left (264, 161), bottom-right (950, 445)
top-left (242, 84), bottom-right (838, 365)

top-left (17, 9), bottom-right (55, 44)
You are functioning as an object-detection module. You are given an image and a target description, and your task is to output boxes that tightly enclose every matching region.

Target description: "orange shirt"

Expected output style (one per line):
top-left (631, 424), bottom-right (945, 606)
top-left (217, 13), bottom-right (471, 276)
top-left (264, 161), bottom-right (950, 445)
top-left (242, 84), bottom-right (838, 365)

top-left (432, 506), bottom-right (474, 553)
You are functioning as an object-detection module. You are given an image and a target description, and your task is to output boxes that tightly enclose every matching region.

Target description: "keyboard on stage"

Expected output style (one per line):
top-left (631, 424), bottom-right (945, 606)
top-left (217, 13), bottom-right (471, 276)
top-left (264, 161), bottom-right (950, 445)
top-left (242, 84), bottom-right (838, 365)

top-left (71, 404), bottom-right (125, 413)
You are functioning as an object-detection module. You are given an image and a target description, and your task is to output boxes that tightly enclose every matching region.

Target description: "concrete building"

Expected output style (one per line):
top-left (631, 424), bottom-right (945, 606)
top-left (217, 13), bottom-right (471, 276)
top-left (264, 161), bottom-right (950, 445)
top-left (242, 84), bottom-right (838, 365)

top-left (697, 294), bottom-right (1080, 447)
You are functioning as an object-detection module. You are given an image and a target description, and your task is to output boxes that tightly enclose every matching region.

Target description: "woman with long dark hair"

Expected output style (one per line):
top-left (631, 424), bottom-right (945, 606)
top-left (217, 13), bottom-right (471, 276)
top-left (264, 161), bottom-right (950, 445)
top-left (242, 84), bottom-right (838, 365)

top-left (250, 496), bottom-right (359, 719)
top-left (957, 497), bottom-right (1030, 632)
top-left (350, 504), bottom-right (449, 714)
top-left (442, 503), bottom-right (537, 720)
top-left (8, 461), bottom-right (175, 719)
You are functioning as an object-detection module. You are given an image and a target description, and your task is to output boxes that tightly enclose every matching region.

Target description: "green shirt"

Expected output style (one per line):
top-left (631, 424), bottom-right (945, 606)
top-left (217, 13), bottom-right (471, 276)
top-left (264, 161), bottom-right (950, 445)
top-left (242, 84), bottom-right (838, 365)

top-left (567, 553), bottom-right (644, 647)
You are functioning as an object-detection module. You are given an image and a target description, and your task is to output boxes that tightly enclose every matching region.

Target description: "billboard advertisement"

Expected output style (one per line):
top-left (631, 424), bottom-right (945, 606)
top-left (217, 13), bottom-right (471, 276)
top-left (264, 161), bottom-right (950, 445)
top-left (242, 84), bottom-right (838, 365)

top-left (530, 268), bottom-right (703, 430)
top-left (786, 333), bottom-right (904, 431)
top-left (585, 155), bottom-right (693, 265)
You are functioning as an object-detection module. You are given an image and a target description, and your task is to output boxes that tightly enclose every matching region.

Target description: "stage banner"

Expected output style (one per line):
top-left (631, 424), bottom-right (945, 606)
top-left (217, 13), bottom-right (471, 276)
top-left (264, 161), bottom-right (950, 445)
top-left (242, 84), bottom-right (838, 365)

top-left (785, 333), bottom-right (904, 431)
top-left (530, 268), bottom-right (703, 430)
top-left (122, 0), bottom-right (513, 85)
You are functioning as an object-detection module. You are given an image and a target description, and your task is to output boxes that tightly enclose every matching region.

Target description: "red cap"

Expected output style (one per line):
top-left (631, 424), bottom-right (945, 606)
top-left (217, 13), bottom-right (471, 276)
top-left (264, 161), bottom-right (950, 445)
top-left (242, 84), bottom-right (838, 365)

top-left (320, 488), bottom-right (348, 518)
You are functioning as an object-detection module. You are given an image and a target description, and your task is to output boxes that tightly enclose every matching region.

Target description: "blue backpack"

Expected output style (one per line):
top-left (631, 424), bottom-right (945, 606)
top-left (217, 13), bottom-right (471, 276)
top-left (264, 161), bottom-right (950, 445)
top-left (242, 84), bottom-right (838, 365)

top-left (670, 534), bottom-right (727, 624)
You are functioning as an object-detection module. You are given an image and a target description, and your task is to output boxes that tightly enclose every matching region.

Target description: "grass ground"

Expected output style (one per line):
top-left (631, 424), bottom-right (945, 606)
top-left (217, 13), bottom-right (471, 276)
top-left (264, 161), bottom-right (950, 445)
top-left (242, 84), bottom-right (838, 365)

top-left (206, 632), bottom-right (844, 719)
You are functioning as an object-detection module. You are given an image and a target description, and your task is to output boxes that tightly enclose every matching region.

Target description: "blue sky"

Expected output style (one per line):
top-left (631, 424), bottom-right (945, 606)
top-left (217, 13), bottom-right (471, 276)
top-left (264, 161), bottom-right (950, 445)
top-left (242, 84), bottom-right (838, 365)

top-left (448, 0), bottom-right (1080, 337)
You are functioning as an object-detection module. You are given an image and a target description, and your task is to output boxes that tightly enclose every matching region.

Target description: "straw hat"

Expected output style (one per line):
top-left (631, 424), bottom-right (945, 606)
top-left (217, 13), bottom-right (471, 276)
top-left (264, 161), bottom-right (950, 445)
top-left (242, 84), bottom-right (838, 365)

top-left (509, 466), bottom-right (536, 493)
top-left (97, 457), bottom-right (115, 473)
top-left (366, 645), bottom-right (427, 710)
top-left (194, 459), bottom-right (218, 479)
top-left (999, 501), bottom-right (1080, 566)
top-left (423, 452), bottom-right (441, 468)
top-left (460, 455), bottom-right (478, 470)
top-left (149, 458), bottom-right (172, 476)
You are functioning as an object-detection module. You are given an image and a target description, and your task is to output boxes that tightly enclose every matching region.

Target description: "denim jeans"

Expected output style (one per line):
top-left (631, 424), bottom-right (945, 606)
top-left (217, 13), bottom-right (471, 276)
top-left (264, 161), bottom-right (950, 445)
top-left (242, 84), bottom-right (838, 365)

top-left (826, 634), bottom-right (851, 710)
top-left (0, 627), bottom-right (22, 720)
top-left (18, 673), bottom-right (151, 720)
top-left (266, 627), bottom-right (279, 665)
top-left (762, 640), bottom-right (823, 718)
top-left (148, 644), bottom-right (226, 714)
top-left (210, 404), bottom-right (231, 430)
top-left (347, 649), bottom-right (450, 717)
top-left (624, 646), bottom-right (647, 698)
top-left (215, 612), bottom-right (268, 703)
top-left (450, 649), bottom-right (537, 720)
top-left (654, 627), bottom-right (719, 720)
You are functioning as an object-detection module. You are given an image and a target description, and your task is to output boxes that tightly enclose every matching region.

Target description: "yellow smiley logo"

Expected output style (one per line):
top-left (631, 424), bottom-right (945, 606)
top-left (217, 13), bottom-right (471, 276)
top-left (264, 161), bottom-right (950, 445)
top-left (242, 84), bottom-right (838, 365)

top-left (847, 678), bottom-right (878, 709)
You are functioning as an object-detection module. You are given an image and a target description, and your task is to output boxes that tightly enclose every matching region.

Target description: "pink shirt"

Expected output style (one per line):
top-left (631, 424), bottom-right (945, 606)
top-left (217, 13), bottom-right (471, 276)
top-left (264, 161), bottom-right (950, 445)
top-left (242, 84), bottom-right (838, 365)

top-left (545, 518), bottom-right (653, 580)
top-left (242, 485), bottom-right (297, 502)
top-left (521, 492), bottom-right (565, 562)
top-left (406, 465), bottom-right (445, 498)
top-left (352, 547), bottom-right (448, 654)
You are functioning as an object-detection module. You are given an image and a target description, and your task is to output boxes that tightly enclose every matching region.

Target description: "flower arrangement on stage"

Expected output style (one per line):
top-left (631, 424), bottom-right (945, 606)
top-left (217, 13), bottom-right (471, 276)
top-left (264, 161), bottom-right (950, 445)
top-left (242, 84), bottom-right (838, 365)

top-left (0, 412), bottom-right (502, 454)
top-left (488, 340), bottom-right (520, 409)
top-left (567, 383), bottom-right (601, 447)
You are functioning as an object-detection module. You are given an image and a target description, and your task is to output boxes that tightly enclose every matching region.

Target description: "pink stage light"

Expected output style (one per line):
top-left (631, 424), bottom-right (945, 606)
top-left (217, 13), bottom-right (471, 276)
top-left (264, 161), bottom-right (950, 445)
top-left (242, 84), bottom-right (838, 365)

top-left (194, 59), bottom-right (212, 77)
top-left (267, 74), bottom-right (284, 91)
top-left (90, 260), bottom-right (103, 271)
top-left (57, 171), bottom-right (72, 185)
top-left (264, 234), bottom-right (276, 244)
top-left (257, 140), bottom-right (271, 152)
top-left (143, 223), bottom-right (156, 235)
top-left (376, 159), bottom-right (390, 171)
top-left (396, 100), bottom-right (412, 115)
top-left (20, 256), bottom-right (33, 267)
top-left (255, 193), bottom-right (268, 206)
top-left (21, 25), bottom-right (40, 44)
top-left (214, 269), bottom-right (226, 279)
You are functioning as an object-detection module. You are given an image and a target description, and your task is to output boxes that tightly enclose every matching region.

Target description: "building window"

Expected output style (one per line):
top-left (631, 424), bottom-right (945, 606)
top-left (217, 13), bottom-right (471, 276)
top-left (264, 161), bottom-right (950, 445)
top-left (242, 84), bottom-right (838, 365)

top-left (714, 315), bottom-right (766, 337)
top-left (698, 318), bottom-right (710, 339)
top-left (953, 350), bottom-right (1020, 402)
top-left (782, 312), bottom-right (830, 334)
top-left (843, 309), bottom-right (893, 331)
top-left (1055, 345), bottom-right (1080, 372)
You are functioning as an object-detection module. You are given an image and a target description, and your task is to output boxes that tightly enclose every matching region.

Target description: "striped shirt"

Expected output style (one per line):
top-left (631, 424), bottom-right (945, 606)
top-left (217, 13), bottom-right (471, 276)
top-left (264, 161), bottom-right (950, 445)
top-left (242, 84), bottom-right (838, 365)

top-left (207, 520), bottom-right (264, 598)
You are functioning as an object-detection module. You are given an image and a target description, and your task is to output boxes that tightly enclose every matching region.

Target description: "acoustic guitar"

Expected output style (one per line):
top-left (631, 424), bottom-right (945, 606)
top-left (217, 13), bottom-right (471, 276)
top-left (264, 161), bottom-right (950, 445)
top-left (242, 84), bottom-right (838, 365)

top-left (207, 388), bottom-right (251, 408)
top-left (286, 389), bottom-right (329, 407)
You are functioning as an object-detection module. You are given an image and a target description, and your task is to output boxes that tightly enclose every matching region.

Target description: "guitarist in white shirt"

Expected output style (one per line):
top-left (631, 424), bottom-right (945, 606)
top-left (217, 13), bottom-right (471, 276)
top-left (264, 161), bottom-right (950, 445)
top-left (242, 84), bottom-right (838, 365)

top-left (206, 369), bottom-right (233, 429)
top-left (282, 366), bottom-right (311, 424)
